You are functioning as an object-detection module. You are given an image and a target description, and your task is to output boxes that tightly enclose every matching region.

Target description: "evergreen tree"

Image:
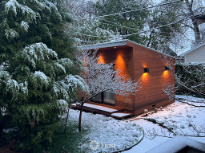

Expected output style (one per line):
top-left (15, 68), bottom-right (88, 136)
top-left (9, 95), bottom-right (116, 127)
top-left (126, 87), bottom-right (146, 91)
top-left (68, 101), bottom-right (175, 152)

top-left (95, 0), bottom-right (149, 44)
top-left (145, 0), bottom-right (183, 50)
top-left (0, 0), bottom-right (87, 152)
top-left (66, 0), bottom-right (115, 45)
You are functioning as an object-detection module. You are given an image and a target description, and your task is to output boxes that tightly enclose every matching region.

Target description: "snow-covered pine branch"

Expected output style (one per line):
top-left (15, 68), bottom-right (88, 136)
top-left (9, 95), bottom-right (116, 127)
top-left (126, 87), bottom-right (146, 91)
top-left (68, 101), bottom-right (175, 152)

top-left (53, 74), bottom-right (89, 100)
top-left (5, 0), bottom-right (40, 20)
top-left (21, 43), bottom-right (58, 69)
top-left (32, 71), bottom-right (50, 90)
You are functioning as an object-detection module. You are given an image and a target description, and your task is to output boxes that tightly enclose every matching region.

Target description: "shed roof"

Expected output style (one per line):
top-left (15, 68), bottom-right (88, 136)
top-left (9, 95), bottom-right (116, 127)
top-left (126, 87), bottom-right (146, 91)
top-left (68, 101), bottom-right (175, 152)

top-left (78, 39), bottom-right (175, 58)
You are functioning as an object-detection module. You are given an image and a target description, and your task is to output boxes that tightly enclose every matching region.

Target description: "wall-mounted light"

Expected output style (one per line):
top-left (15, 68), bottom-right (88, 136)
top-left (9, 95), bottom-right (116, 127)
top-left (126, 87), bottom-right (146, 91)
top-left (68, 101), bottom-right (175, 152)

top-left (114, 47), bottom-right (116, 49)
top-left (144, 68), bottom-right (149, 73)
top-left (165, 66), bottom-right (169, 70)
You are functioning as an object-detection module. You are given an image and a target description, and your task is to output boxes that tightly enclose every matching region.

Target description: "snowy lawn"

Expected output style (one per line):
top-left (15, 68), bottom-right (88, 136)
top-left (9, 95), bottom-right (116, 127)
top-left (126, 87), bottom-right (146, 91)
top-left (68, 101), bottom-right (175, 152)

top-left (68, 109), bottom-right (143, 153)
top-left (125, 95), bottom-right (205, 153)
top-left (140, 95), bottom-right (205, 139)
top-left (68, 95), bottom-right (205, 153)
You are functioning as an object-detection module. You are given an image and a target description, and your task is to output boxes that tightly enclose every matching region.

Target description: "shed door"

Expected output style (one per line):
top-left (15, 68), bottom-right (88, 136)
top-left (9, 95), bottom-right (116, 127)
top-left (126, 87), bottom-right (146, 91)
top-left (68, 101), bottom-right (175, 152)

top-left (103, 90), bottom-right (115, 105)
top-left (90, 90), bottom-right (115, 105)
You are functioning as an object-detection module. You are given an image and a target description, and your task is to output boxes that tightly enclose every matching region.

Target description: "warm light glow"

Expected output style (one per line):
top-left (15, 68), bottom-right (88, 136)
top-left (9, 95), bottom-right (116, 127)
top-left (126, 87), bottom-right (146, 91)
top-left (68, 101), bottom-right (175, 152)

top-left (83, 58), bottom-right (87, 66)
top-left (162, 70), bottom-right (169, 79)
top-left (114, 47), bottom-right (116, 48)
top-left (115, 54), bottom-right (127, 78)
top-left (97, 55), bottom-right (105, 64)
top-left (143, 64), bottom-right (147, 68)
top-left (141, 72), bottom-right (149, 79)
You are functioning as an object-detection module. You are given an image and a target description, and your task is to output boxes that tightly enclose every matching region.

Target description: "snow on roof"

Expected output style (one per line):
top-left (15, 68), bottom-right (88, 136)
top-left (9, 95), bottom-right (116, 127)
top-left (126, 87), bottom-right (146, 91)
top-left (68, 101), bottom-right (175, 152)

top-left (179, 42), bottom-right (205, 56)
top-left (78, 39), bottom-right (175, 58)
top-left (146, 136), bottom-right (205, 153)
top-left (78, 39), bottom-right (127, 50)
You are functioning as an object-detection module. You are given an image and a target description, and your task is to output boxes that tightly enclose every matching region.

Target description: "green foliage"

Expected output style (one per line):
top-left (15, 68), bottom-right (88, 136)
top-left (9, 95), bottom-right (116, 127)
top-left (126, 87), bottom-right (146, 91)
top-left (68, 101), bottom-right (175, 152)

top-left (95, 0), bottom-right (149, 44)
top-left (176, 63), bottom-right (205, 94)
top-left (0, 0), bottom-right (88, 152)
top-left (48, 121), bottom-right (89, 153)
top-left (146, 0), bottom-right (183, 50)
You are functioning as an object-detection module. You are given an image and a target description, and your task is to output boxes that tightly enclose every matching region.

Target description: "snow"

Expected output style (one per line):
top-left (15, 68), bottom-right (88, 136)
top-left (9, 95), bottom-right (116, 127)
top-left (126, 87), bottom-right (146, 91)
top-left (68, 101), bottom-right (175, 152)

top-left (68, 109), bottom-right (143, 152)
top-left (54, 63), bottom-right (66, 74)
top-left (138, 98), bottom-right (205, 140)
top-left (68, 95), bottom-right (205, 152)
top-left (6, 79), bottom-right (19, 91)
top-left (123, 119), bottom-right (171, 153)
top-left (5, 0), bottom-right (40, 20)
top-left (59, 58), bottom-right (73, 67)
top-left (33, 71), bottom-right (50, 88)
top-left (44, 0), bottom-right (62, 20)
top-left (176, 95), bottom-right (205, 107)
top-left (83, 103), bottom-right (118, 113)
top-left (146, 136), bottom-right (205, 153)
top-left (63, 75), bottom-right (89, 92)
top-left (22, 43), bottom-right (58, 68)
top-left (5, 29), bottom-right (19, 39)
top-left (57, 99), bottom-right (68, 111)
top-left (21, 21), bottom-right (29, 32)
top-left (2, 128), bottom-right (17, 134)
top-left (111, 112), bottom-right (131, 118)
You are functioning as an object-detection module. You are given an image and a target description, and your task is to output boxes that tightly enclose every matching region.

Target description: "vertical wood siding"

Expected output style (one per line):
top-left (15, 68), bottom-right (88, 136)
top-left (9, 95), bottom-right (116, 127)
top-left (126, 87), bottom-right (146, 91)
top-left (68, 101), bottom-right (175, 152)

top-left (127, 41), bottom-right (175, 113)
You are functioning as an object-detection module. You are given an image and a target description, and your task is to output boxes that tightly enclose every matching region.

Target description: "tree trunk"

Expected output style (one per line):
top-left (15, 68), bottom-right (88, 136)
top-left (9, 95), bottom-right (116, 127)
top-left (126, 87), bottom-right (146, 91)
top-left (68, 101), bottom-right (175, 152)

top-left (192, 18), bottom-right (201, 44)
top-left (64, 104), bottom-right (70, 134)
top-left (185, 0), bottom-right (201, 44)
top-left (78, 102), bottom-right (84, 132)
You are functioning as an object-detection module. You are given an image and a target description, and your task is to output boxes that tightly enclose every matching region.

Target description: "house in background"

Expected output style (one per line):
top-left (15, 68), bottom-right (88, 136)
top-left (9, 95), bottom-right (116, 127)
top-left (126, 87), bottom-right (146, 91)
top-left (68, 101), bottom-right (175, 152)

top-left (73, 40), bottom-right (175, 119)
top-left (181, 42), bottom-right (205, 63)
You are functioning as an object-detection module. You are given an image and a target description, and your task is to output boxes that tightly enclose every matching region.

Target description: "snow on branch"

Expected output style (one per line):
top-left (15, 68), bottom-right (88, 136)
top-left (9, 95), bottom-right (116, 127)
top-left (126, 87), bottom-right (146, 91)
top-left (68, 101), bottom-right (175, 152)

top-left (57, 99), bottom-right (68, 111)
top-left (53, 74), bottom-right (89, 100)
top-left (0, 71), bottom-right (11, 80)
top-left (20, 21), bottom-right (29, 32)
top-left (54, 63), bottom-right (66, 74)
top-left (57, 58), bottom-right (74, 69)
top-left (22, 43), bottom-right (58, 68)
top-left (43, 0), bottom-right (62, 20)
top-left (53, 82), bottom-right (69, 100)
top-left (32, 71), bottom-right (50, 89)
top-left (5, 29), bottom-right (19, 39)
top-left (5, 0), bottom-right (40, 21)
top-left (77, 48), bottom-right (141, 103)
top-left (0, 70), bottom-right (28, 98)
top-left (63, 74), bottom-right (89, 92)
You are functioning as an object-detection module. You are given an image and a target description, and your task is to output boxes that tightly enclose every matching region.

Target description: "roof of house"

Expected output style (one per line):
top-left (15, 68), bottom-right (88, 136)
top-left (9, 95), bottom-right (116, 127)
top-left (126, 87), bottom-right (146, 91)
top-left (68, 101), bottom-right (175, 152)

top-left (179, 42), bottom-right (205, 56)
top-left (78, 39), bottom-right (175, 58)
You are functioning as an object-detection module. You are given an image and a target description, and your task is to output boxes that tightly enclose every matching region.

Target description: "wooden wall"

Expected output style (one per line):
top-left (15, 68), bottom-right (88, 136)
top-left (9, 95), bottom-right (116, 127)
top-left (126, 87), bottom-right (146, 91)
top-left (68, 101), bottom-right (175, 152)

top-left (127, 41), bottom-right (175, 115)
top-left (93, 46), bottom-right (134, 110)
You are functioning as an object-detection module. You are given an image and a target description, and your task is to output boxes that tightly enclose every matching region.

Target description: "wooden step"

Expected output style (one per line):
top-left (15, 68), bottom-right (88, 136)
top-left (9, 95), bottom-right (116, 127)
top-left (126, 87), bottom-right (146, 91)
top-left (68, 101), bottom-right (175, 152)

top-left (71, 102), bottom-right (134, 119)
top-left (111, 112), bottom-right (133, 119)
top-left (71, 103), bottom-right (119, 116)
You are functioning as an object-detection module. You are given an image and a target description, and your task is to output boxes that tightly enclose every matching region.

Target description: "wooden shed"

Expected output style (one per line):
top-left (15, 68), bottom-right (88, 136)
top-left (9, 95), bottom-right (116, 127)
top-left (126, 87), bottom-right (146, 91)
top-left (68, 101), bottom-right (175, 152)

top-left (72, 40), bottom-right (175, 119)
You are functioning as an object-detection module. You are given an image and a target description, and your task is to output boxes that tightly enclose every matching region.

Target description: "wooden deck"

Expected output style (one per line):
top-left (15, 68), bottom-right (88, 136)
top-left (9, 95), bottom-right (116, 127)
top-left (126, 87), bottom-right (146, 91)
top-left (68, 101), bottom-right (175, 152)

top-left (71, 102), bottom-right (134, 119)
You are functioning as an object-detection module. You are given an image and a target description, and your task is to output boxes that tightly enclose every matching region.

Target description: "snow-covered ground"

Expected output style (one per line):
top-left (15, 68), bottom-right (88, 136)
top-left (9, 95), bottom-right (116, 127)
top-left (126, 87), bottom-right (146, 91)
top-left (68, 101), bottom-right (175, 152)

top-left (68, 109), bottom-right (143, 152)
top-left (69, 95), bottom-right (205, 153)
